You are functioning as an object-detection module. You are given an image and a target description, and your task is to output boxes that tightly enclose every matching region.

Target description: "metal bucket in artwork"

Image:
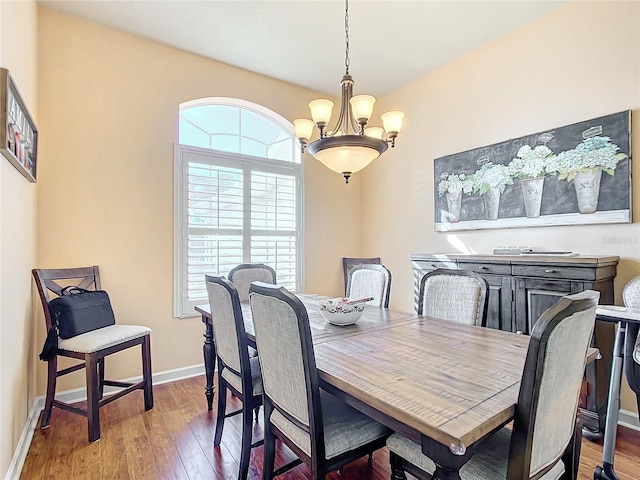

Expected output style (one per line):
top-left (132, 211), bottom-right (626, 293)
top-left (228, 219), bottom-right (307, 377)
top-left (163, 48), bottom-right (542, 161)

top-left (574, 167), bottom-right (602, 214)
top-left (445, 191), bottom-right (462, 223)
top-left (520, 177), bottom-right (545, 218)
top-left (483, 187), bottom-right (501, 220)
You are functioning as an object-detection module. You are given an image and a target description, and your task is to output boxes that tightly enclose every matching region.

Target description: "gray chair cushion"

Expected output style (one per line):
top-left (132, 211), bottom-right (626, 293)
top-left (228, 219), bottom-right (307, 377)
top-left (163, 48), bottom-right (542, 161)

top-left (230, 267), bottom-right (276, 302)
top-left (387, 429), bottom-right (564, 480)
top-left (271, 390), bottom-right (389, 459)
top-left (221, 355), bottom-right (263, 396)
top-left (421, 274), bottom-right (482, 325)
top-left (57, 324), bottom-right (151, 353)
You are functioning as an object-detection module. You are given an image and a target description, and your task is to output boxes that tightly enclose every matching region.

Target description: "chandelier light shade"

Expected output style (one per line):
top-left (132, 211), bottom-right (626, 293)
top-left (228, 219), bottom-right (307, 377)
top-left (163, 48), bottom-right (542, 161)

top-left (294, 0), bottom-right (404, 183)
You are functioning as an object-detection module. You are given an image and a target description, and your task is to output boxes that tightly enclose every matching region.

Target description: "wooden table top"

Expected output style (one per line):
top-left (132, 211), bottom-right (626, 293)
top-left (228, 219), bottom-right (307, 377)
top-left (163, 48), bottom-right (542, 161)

top-left (195, 294), bottom-right (599, 454)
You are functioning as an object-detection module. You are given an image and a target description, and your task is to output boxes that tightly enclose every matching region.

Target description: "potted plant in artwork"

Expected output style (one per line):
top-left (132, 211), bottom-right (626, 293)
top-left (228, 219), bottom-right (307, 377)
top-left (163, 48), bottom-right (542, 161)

top-left (472, 163), bottom-right (513, 220)
top-left (437, 173), bottom-right (473, 223)
top-left (508, 145), bottom-right (555, 218)
top-left (546, 136), bottom-right (628, 213)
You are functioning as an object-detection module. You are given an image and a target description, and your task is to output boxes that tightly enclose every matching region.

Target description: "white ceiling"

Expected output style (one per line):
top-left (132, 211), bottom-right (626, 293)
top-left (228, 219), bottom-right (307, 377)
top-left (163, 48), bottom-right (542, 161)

top-left (38, 0), bottom-right (565, 97)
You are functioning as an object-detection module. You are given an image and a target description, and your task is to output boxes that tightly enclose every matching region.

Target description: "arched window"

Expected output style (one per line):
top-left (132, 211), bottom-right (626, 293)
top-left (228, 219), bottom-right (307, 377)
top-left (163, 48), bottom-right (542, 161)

top-left (174, 98), bottom-right (303, 317)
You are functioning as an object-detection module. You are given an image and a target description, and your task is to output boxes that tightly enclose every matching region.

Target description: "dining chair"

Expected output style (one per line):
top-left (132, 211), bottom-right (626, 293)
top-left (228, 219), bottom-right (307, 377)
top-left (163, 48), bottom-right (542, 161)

top-left (622, 276), bottom-right (640, 416)
top-left (205, 274), bottom-right (263, 480)
top-left (418, 268), bottom-right (489, 326)
top-left (387, 289), bottom-right (599, 480)
top-left (32, 266), bottom-right (153, 443)
top-left (346, 263), bottom-right (392, 308)
top-left (249, 281), bottom-right (390, 479)
top-left (228, 263), bottom-right (277, 302)
top-left (342, 257), bottom-right (381, 295)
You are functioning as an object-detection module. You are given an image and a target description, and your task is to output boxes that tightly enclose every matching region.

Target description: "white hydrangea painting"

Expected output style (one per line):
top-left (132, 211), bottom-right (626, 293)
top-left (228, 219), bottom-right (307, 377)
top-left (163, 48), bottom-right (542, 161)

top-left (433, 110), bottom-right (631, 231)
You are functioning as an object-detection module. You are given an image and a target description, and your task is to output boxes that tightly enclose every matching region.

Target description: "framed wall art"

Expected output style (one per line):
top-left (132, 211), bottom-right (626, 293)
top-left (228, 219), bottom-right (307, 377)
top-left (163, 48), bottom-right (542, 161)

top-left (0, 67), bottom-right (38, 183)
top-left (434, 110), bottom-right (631, 232)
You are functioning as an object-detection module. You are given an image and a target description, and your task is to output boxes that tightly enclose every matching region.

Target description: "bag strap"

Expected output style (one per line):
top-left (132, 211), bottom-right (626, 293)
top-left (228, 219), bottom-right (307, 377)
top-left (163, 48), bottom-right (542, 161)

top-left (60, 286), bottom-right (90, 295)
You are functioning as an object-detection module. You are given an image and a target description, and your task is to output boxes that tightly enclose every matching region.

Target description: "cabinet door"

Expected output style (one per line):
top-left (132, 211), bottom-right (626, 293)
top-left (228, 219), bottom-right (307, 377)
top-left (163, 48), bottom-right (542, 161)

top-left (514, 277), bottom-right (584, 334)
top-left (481, 274), bottom-right (513, 332)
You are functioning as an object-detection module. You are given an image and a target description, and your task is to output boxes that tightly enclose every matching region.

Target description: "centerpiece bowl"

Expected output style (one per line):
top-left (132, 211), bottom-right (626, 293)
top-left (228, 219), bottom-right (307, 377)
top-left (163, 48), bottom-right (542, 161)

top-left (318, 297), bottom-right (366, 326)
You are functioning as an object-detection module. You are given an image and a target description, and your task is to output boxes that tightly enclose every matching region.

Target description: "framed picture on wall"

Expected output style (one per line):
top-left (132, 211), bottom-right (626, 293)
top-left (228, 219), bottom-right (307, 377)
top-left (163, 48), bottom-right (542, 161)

top-left (0, 67), bottom-right (38, 183)
top-left (434, 110), bottom-right (631, 231)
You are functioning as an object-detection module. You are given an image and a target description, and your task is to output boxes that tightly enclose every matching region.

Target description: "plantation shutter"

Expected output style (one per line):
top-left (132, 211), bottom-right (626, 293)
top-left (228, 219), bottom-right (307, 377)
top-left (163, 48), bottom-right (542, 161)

top-left (178, 147), bottom-right (301, 315)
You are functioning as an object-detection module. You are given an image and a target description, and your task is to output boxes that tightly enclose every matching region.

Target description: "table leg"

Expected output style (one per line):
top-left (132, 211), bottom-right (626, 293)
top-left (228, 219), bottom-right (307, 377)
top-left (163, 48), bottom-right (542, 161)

top-left (203, 319), bottom-right (216, 411)
top-left (432, 466), bottom-right (462, 480)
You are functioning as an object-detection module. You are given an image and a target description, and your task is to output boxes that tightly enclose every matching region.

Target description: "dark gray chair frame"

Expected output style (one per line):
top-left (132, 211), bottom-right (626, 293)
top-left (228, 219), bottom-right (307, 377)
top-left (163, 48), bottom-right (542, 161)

top-left (342, 257), bottom-right (381, 295)
top-left (390, 290), bottom-right (599, 480)
top-left (32, 266), bottom-right (153, 443)
top-left (249, 282), bottom-right (388, 479)
top-left (205, 274), bottom-right (263, 480)
top-left (346, 263), bottom-right (392, 308)
top-left (418, 268), bottom-right (489, 326)
top-left (624, 323), bottom-right (640, 417)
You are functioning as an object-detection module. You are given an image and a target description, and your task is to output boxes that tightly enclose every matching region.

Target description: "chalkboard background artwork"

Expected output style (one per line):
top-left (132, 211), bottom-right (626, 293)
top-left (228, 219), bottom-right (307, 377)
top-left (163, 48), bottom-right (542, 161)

top-left (434, 110), bottom-right (631, 232)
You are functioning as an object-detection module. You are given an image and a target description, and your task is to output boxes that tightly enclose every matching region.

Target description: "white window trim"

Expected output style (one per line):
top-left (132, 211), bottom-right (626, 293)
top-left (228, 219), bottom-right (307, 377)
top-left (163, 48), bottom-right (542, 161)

top-left (173, 143), bottom-right (305, 318)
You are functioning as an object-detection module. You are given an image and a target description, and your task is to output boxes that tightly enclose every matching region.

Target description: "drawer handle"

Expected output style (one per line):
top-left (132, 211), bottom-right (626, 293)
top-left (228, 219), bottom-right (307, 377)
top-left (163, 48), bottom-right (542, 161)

top-left (478, 266), bottom-right (487, 269)
top-left (545, 269), bottom-right (555, 273)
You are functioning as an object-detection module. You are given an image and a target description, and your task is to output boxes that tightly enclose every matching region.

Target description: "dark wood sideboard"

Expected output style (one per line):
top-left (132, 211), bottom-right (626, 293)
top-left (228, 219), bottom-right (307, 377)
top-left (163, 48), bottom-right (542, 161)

top-left (410, 253), bottom-right (619, 439)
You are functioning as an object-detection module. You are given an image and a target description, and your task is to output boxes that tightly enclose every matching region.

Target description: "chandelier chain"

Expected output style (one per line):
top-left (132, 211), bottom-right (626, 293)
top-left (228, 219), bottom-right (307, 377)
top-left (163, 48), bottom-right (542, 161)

top-left (344, 0), bottom-right (350, 74)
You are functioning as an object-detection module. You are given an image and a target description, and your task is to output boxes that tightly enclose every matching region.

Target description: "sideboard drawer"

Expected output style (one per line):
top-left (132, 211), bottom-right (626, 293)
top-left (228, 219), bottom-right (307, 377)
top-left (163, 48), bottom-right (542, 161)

top-left (457, 262), bottom-right (512, 276)
top-left (512, 264), bottom-right (597, 281)
top-left (411, 259), bottom-right (457, 271)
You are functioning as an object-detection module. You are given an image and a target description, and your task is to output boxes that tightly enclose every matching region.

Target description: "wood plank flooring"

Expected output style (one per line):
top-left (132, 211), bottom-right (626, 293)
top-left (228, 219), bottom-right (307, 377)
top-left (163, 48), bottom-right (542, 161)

top-left (20, 375), bottom-right (640, 479)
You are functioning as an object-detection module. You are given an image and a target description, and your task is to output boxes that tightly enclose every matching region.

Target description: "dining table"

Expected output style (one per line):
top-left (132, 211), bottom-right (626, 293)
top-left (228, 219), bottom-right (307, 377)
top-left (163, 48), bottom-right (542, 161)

top-left (195, 293), bottom-right (599, 480)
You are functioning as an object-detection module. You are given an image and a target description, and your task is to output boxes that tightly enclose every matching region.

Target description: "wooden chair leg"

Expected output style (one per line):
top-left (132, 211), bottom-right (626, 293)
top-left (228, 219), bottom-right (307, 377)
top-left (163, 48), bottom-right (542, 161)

top-left (389, 452), bottom-right (408, 480)
top-left (239, 403), bottom-right (253, 480)
top-left (85, 354), bottom-right (101, 443)
top-left (214, 378), bottom-right (227, 447)
top-left (263, 412), bottom-right (276, 480)
top-left (98, 358), bottom-right (105, 401)
top-left (142, 335), bottom-right (153, 410)
top-left (41, 357), bottom-right (58, 429)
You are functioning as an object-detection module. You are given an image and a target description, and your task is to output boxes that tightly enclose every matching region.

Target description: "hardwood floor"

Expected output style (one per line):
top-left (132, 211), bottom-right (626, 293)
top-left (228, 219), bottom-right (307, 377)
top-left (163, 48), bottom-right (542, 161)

top-left (21, 375), bottom-right (640, 479)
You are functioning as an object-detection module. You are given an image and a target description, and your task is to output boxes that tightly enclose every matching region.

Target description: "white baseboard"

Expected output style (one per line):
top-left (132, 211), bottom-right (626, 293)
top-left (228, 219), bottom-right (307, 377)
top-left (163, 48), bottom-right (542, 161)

top-left (4, 363), bottom-right (205, 480)
top-left (618, 408), bottom-right (640, 431)
top-left (4, 398), bottom-right (42, 480)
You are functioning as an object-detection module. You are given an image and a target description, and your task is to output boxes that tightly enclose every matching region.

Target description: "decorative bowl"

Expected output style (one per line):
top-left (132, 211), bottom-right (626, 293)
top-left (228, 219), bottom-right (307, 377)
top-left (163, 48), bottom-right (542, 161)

top-left (318, 297), bottom-right (366, 326)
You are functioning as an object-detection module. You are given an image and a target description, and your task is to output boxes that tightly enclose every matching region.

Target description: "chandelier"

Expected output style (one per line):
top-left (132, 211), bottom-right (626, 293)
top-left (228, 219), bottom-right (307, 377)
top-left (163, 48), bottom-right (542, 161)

top-left (294, 0), bottom-right (404, 183)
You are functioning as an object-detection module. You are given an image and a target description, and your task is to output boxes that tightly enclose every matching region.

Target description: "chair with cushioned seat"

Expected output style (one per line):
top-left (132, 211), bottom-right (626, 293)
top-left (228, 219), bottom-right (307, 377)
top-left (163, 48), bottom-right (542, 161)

top-left (205, 274), bottom-right (263, 480)
top-left (622, 276), bottom-right (640, 418)
top-left (342, 257), bottom-right (381, 295)
top-left (228, 263), bottom-right (277, 301)
top-left (346, 263), bottom-right (392, 308)
top-left (418, 268), bottom-right (489, 326)
top-left (32, 266), bottom-right (153, 443)
top-left (387, 290), bottom-right (599, 480)
top-left (249, 281), bottom-right (390, 479)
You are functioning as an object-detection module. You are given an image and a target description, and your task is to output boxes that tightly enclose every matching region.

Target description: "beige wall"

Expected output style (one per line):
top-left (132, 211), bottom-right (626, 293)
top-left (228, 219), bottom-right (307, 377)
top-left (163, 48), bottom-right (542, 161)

top-left (0, 0), bottom-right (39, 476)
top-left (35, 7), bottom-right (360, 395)
top-left (363, 1), bottom-right (640, 412)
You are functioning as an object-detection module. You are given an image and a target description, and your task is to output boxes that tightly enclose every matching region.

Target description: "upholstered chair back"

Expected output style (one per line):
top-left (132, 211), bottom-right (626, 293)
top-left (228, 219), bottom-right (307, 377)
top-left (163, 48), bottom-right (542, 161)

top-left (249, 282), bottom-right (325, 459)
top-left (346, 264), bottom-right (392, 308)
top-left (205, 275), bottom-right (251, 394)
top-left (418, 269), bottom-right (488, 326)
top-left (508, 290), bottom-right (598, 478)
top-left (228, 263), bottom-right (276, 302)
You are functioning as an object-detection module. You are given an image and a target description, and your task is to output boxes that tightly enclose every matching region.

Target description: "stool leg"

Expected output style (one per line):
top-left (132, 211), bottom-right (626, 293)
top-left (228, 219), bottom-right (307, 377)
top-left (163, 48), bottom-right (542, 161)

top-left (41, 357), bottom-right (58, 429)
top-left (98, 358), bottom-right (105, 401)
top-left (142, 335), bottom-right (153, 410)
top-left (85, 354), bottom-right (101, 442)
